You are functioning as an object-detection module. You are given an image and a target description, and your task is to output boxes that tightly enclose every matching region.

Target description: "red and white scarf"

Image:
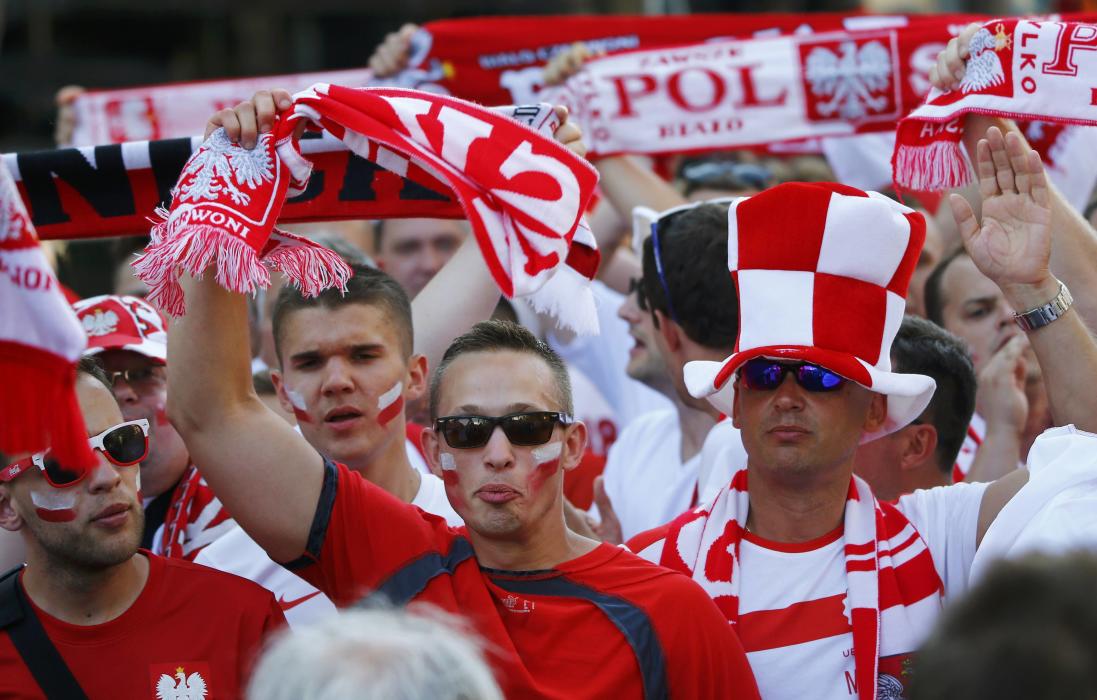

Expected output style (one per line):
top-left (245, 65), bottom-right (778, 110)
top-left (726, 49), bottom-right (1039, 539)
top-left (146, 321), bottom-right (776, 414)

top-left (156, 464), bottom-right (236, 561)
top-left (134, 86), bottom-right (600, 333)
top-left (0, 161), bottom-right (95, 469)
top-left (659, 469), bottom-right (943, 700)
top-left (894, 19), bottom-right (1097, 192)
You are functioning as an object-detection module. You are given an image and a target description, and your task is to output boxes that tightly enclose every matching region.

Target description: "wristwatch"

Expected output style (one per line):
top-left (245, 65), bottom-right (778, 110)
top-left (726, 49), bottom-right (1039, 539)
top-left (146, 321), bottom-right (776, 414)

top-left (1013, 282), bottom-right (1073, 332)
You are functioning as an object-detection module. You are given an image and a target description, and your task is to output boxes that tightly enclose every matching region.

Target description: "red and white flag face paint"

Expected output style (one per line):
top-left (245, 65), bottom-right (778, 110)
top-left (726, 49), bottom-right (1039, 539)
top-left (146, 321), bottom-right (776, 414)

top-left (30, 487), bottom-right (78, 523)
top-left (286, 388), bottom-right (311, 424)
top-left (529, 441), bottom-right (563, 494)
top-left (531, 441), bottom-right (563, 465)
top-left (376, 381), bottom-right (404, 428)
top-left (439, 452), bottom-right (457, 471)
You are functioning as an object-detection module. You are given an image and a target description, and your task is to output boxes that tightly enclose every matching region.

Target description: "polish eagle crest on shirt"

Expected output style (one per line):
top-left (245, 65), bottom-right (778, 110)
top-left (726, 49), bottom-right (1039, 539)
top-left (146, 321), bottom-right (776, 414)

top-left (155, 666), bottom-right (208, 700)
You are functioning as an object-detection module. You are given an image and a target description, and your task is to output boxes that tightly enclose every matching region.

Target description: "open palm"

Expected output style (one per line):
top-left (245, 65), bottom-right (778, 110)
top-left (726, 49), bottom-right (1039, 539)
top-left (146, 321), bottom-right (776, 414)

top-left (949, 127), bottom-right (1051, 289)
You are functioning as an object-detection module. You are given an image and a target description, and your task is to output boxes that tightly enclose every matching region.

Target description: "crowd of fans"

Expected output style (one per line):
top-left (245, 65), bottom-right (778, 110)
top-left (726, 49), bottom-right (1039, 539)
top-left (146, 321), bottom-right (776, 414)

top-left (3, 17), bottom-right (1097, 700)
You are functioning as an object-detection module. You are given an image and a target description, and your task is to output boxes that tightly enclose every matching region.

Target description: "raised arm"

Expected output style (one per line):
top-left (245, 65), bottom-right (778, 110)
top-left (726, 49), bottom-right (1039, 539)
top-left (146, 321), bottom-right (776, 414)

top-left (948, 127), bottom-right (1097, 541)
top-left (933, 25), bottom-right (1097, 331)
top-left (411, 104), bottom-right (588, 373)
top-left (167, 90), bottom-right (323, 564)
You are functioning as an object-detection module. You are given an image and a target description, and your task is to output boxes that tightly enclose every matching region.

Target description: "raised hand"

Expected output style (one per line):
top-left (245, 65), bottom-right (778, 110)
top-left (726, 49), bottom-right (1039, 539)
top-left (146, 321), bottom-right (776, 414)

top-left (948, 126), bottom-right (1052, 297)
top-left (543, 42), bottom-right (594, 87)
top-left (553, 105), bottom-right (586, 159)
top-left (929, 23), bottom-right (981, 92)
top-left (369, 24), bottom-right (419, 78)
top-left (205, 89), bottom-right (295, 149)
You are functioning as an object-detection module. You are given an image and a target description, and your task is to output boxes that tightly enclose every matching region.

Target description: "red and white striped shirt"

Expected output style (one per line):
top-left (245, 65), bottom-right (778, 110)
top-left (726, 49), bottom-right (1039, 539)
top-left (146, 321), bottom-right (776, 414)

top-left (952, 413), bottom-right (986, 482)
top-left (629, 480), bottom-right (987, 699)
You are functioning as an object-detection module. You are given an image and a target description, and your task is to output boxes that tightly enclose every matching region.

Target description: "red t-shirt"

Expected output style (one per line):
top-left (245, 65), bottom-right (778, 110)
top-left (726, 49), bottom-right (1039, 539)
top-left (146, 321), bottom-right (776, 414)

top-left (286, 460), bottom-right (760, 699)
top-left (0, 552), bottom-right (285, 699)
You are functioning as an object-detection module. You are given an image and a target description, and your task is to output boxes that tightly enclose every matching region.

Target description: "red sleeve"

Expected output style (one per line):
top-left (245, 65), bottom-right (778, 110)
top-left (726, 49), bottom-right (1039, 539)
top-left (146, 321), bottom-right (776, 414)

top-left (282, 460), bottom-right (461, 607)
top-left (658, 577), bottom-right (761, 699)
top-left (626, 521), bottom-right (672, 554)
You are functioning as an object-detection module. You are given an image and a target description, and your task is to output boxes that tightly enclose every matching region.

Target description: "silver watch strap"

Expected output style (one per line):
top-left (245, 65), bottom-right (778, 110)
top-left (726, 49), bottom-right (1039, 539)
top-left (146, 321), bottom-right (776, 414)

top-left (1013, 283), bottom-right (1073, 332)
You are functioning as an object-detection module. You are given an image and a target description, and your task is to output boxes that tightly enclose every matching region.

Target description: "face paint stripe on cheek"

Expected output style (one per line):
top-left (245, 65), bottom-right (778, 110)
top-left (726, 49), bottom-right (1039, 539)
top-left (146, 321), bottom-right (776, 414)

top-left (528, 442), bottom-right (563, 493)
top-left (287, 388), bottom-right (312, 424)
top-left (31, 489), bottom-right (78, 523)
top-left (377, 381), bottom-right (404, 427)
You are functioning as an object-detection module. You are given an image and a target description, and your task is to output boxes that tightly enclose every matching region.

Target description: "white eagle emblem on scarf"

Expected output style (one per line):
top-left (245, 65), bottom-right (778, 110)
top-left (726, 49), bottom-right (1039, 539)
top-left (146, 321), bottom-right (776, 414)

top-left (805, 40), bottom-right (893, 120)
top-left (176, 129), bottom-right (274, 206)
top-left (960, 28), bottom-right (1007, 94)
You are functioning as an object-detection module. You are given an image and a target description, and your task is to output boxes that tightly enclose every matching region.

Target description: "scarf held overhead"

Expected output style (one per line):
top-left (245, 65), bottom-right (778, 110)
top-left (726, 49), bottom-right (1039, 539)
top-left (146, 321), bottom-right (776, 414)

top-left (0, 160), bottom-right (95, 471)
top-left (893, 19), bottom-right (1097, 192)
top-left (659, 470), bottom-right (944, 700)
top-left (133, 87), bottom-right (600, 333)
top-left (70, 13), bottom-right (990, 145)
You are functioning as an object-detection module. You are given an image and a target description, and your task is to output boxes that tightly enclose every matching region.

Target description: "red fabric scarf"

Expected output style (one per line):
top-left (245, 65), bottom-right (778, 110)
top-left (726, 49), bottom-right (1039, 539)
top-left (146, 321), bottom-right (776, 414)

top-left (0, 161), bottom-right (95, 470)
top-left (134, 87), bottom-right (600, 333)
top-left (894, 19), bottom-right (1097, 192)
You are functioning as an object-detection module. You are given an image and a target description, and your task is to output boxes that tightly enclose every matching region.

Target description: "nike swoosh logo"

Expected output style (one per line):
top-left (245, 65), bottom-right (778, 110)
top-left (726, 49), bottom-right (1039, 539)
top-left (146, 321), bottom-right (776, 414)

top-left (277, 591), bottom-right (323, 611)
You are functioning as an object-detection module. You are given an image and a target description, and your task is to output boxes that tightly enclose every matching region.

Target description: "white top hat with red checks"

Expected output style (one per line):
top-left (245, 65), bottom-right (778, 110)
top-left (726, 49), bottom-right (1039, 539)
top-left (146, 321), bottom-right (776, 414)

top-left (71, 295), bottom-right (168, 363)
top-left (683, 181), bottom-right (936, 442)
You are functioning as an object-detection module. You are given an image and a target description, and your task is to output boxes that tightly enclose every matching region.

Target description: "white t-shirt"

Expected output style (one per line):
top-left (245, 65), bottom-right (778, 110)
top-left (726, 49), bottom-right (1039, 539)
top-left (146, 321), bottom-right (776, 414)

top-left (594, 409), bottom-right (702, 542)
top-left (547, 281), bottom-right (673, 430)
top-left (195, 470), bottom-right (462, 628)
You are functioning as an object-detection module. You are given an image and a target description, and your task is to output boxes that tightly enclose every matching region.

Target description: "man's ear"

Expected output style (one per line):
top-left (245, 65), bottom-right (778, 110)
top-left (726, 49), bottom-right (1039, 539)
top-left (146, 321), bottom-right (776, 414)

top-left (420, 427), bottom-right (444, 479)
top-left (900, 424), bottom-right (938, 472)
top-left (655, 311), bottom-right (683, 354)
top-left (0, 486), bottom-right (25, 533)
top-left (864, 394), bottom-right (889, 435)
top-left (731, 378), bottom-right (742, 429)
top-left (268, 369), bottom-right (295, 415)
top-left (560, 420), bottom-right (589, 473)
top-left (404, 354), bottom-right (429, 402)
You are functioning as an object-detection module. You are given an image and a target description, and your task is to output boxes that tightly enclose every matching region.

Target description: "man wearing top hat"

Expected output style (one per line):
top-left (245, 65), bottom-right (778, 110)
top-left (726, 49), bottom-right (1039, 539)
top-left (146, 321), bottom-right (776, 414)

top-left (629, 127), bottom-right (1097, 700)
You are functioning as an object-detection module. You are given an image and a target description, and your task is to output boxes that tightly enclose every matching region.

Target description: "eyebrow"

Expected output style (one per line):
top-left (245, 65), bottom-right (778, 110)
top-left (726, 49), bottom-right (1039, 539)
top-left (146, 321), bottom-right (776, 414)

top-left (288, 343), bottom-right (385, 363)
top-left (962, 295), bottom-right (999, 307)
top-left (451, 402), bottom-right (543, 415)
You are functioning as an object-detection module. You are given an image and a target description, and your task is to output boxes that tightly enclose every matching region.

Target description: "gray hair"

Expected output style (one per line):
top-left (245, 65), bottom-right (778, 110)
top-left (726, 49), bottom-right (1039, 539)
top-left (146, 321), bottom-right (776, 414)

top-left (246, 605), bottom-right (503, 700)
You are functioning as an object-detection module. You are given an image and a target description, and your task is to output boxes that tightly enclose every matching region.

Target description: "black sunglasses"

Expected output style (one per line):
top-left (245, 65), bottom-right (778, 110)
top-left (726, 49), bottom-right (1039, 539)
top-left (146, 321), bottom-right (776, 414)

top-left (434, 411), bottom-right (573, 449)
top-left (739, 359), bottom-right (847, 393)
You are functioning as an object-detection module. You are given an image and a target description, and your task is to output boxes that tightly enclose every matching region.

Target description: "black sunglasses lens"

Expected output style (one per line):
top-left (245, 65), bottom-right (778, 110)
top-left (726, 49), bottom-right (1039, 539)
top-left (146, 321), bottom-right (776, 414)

top-left (797, 365), bottom-right (845, 392)
top-left (443, 417), bottom-right (492, 448)
top-left (741, 360), bottom-right (785, 390)
top-left (104, 425), bottom-right (148, 464)
top-left (502, 413), bottom-right (557, 446)
top-left (41, 457), bottom-right (83, 486)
